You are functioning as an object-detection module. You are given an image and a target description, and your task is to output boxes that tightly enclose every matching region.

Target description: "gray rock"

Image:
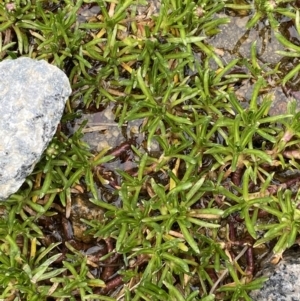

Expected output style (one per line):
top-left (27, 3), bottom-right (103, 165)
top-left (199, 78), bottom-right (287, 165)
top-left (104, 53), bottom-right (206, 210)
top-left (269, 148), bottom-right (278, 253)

top-left (250, 248), bottom-right (300, 301)
top-left (0, 57), bottom-right (71, 200)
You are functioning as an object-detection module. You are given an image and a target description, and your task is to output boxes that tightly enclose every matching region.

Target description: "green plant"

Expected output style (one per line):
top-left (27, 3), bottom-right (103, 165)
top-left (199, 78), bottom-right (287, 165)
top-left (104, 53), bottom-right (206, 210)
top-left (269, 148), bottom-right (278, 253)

top-left (2, 0), bottom-right (300, 300)
top-left (225, 0), bottom-right (295, 29)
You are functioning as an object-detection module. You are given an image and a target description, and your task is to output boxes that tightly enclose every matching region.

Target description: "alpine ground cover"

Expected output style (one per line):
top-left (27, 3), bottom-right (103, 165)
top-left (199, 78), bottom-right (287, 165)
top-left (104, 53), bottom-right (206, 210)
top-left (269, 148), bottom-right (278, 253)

top-left (0, 0), bottom-right (300, 300)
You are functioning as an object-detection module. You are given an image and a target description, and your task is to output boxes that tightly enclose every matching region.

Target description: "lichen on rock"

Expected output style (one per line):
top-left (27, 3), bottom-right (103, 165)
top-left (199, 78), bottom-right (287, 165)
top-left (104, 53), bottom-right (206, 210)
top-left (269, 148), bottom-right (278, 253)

top-left (250, 247), bottom-right (300, 301)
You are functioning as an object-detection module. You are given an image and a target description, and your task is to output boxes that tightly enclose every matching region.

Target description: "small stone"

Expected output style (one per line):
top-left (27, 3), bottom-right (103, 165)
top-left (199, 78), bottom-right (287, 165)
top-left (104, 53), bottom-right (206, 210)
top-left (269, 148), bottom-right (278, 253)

top-left (250, 247), bottom-right (300, 301)
top-left (0, 57), bottom-right (71, 200)
top-left (70, 194), bottom-right (104, 243)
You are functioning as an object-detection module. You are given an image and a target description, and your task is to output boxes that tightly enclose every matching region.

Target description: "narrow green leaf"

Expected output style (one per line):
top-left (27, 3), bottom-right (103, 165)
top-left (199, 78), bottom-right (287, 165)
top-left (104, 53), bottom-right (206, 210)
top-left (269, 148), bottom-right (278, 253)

top-left (161, 253), bottom-right (189, 273)
top-left (275, 31), bottom-right (300, 52)
top-left (177, 220), bottom-right (200, 254)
